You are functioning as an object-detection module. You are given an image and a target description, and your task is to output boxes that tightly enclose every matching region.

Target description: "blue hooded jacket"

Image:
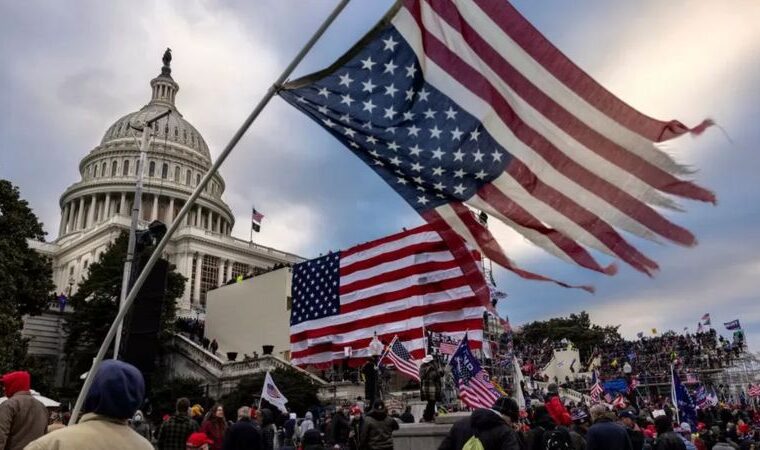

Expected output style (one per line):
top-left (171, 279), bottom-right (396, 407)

top-left (83, 360), bottom-right (145, 420)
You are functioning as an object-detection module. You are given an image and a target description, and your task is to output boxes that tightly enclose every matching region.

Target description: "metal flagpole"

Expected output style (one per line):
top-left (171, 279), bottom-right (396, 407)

top-left (68, 0), bottom-right (351, 425)
top-left (114, 109), bottom-right (171, 358)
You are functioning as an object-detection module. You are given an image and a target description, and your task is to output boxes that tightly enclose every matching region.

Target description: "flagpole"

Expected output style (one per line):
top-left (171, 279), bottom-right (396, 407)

top-left (670, 364), bottom-right (680, 425)
top-left (68, 0), bottom-right (352, 425)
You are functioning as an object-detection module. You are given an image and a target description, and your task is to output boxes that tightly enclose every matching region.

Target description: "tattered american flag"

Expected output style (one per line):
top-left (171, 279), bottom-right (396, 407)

top-left (289, 224), bottom-right (487, 367)
top-left (280, 0), bottom-right (714, 289)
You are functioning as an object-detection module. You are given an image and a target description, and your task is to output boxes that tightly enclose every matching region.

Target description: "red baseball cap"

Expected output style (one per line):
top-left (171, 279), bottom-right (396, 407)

top-left (187, 432), bottom-right (214, 447)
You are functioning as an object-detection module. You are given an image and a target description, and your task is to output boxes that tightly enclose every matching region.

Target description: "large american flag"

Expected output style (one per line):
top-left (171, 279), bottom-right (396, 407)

top-left (280, 0), bottom-right (714, 285)
top-left (449, 334), bottom-right (500, 409)
top-left (289, 224), bottom-right (487, 367)
top-left (380, 336), bottom-right (421, 381)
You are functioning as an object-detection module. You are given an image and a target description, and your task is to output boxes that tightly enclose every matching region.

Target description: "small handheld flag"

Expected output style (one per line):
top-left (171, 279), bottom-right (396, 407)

top-left (261, 371), bottom-right (288, 413)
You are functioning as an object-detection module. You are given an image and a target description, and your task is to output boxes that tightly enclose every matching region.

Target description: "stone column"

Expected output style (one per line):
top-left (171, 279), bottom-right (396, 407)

top-left (96, 196), bottom-right (104, 222)
top-left (76, 197), bottom-right (86, 230)
top-left (151, 194), bottom-right (159, 221)
top-left (167, 197), bottom-right (175, 224)
top-left (104, 193), bottom-right (111, 219)
top-left (119, 192), bottom-right (126, 215)
top-left (226, 260), bottom-right (233, 281)
top-left (217, 259), bottom-right (224, 287)
top-left (180, 253), bottom-right (193, 308)
top-left (68, 201), bottom-right (76, 232)
top-left (193, 253), bottom-right (203, 306)
top-left (59, 203), bottom-right (69, 237)
top-left (207, 210), bottom-right (213, 231)
top-left (196, 206), bottom-right (203, 228)
top-left (87, 195), bottom-right (98, 228)
top-left (215, 215), bottom-right (221, 233)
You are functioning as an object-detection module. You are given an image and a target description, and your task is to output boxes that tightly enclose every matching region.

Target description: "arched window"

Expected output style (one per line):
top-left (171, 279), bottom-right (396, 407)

top-left (196, 173), bottom-right (201, 186)
top-left (148, 161), bottom-right (156, 177)
top-left (186, 169), bottom-right (192, 185)
top-left (111, 160), bottom-right (118, 176)
top-left (101, 162), bottom-right (107, 177)
top-left (161, 163), bottom-right (168, 179)
top-left (88, 165), bottom-right (93, 179)
top-left (123, 159), bottom-right (130, 176)
top-left (94, 164), bottom-right (99, 178)
top-left (174, 166), bottom-right (180, 182)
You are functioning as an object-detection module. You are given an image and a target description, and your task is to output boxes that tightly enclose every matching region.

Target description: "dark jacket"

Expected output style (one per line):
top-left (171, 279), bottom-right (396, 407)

top-left (201, 418), bottom-right (228, 450)
top-left (626, 427), bottom-right (645, 450)
top-left (399, 411), bottom-right (414, 424)
top-left (0, 371), bottom-right (48, 450)
top-left (653, 431), bottom-right (687, 450)
top-left (330, 411), bottom-right (351, 445)
top-left (439, 409), bottom-right (522, 450)
top-left (522, 406), bottom-right (556, 450)
top-left (223, 417), bottom-right (261, 450)
top-left (585, 418), bottom-right (633, 450)
top-left (158, 414), bottom-right (199, 450)
top-left (359, 408), bottom-right (399, 450)
top-left (419, 361), bottom-right (444, 402)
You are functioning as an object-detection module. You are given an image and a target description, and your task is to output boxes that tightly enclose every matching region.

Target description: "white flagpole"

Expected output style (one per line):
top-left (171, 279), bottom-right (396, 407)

top-left (68, 0), bottom-right (351, 425)
top-left (671, 364), bottom-right (680, 425)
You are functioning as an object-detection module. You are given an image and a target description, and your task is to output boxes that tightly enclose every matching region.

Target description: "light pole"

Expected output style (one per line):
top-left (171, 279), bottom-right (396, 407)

top-left (113, 108), bottom-right (171, 358)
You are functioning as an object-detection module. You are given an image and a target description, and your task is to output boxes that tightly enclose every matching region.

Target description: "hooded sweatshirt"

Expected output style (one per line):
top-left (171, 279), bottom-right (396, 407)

top-left (359, 407), bottom-right (398, 450)
top-left (0, 371), bottom-right (48, 450)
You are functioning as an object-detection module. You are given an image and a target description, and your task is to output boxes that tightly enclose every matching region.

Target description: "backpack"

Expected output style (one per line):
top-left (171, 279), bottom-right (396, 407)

top-left (462, 435), bottom-right (485, 450)
top-left (542, 427), bottom-right (572, 450)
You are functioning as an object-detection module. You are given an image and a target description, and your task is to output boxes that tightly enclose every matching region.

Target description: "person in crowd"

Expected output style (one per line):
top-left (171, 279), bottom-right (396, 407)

top-left (130, 409), bottom-right (152, 442)
top-left (25, 360), bottom-right (153, 450)
top-left (283, 412), bottom-right (297, 447)
top-left (297, 411), bottom-right (315, 444)
top-left (399, 406), bottom-right (415, 424)
top-left (359, 400), bottom-right (399, 450)
top-left (210, 339), bottom-right (219, 355)
top-left (585, 404), bottom-right (632, 450)
top-left (348, 406), bottom-right (364, 450)
top-left (619, 409), bottom-right (645, 450)
top-left (187, 432), bottom-right (214, 450)
top-left (191, 405), bottom-right (205, 428)
top-left (256, 408), bottom-right (277, 450)
top-left (223, 406), bottom-right (260, 450)
top-left (301, 428), bottom-right (325, 450)
top-left (329, 405), bottom-right (351, 448)
top-left (46, 412), bottom-right (66, 434)
top-left (522, 405), bottom-right (563, 450)
top-left (675, 423), bottom-right (696, 450)
top-left (652, 415), bottom-right (686, 450)
top-left (158, 397), bottom-right (200, 450)
top-left (201, 404), bottom-right (228, 450)
top-left (544, 384), bottom-right (572, 427)
top-left (438, 397), bottom-right (521, 450)
top-left (419, 356), bottom-right (444, 423)
top-left (0, 370), bottom-right (48, 450)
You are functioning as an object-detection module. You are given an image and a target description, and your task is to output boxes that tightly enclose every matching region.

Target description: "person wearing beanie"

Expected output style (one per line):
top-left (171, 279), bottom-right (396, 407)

top-left (25, 360), bottom-right (153, 450)
top-left (652, 416), bottom-right (686, 450)
top-left (187, 431), bottom-right (214, 450)
top-left (0, 371), bottom-right (48, 450)
top-left (438, 397), bottom-right (521, 450)
top-left (359, 400), bottom-right (399, 450)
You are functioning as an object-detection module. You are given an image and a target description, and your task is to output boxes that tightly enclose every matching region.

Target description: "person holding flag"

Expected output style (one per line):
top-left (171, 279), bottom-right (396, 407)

top-left (260, 371), bottom-right (288, 414)
top-left (449, 335), bottom-right (500, 411)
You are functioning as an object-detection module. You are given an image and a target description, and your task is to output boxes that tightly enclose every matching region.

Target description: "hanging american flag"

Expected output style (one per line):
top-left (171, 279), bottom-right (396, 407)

top-left (748, 384), bottom-right (760, 398)
top-left (279, 0), bottom-right (714, 287)
top-left (380, 336), bottom-right (421, 381)
top-left (449, 334), bottom-right (500, 409)
top-left (289, 224), bottom-right (488, 367)
top-left (251, 207), bottom-right (264, 232)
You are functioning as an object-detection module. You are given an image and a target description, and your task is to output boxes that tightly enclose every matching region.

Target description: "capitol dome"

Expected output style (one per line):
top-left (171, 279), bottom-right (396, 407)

top-left (58, 50), bottom-right (234, 241)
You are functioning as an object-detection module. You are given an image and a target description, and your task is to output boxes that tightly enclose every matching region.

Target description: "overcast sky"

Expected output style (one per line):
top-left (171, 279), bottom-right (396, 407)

top-left (2, 1), bottom-right (759, 349)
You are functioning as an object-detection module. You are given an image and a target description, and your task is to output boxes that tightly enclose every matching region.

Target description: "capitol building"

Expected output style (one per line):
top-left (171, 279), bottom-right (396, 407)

top-left (32, 53), bottom-right (302, 314)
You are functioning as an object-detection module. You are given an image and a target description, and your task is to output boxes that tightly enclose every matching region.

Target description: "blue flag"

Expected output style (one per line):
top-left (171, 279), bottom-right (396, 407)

top-left (603, 378), bottom-right (629, 395)
top-left (449, 335), bottom-right (500, 409)
top-left (724, 319), bottom-right (741, 330)
top-left (671, 368), bottom-right (697, 427)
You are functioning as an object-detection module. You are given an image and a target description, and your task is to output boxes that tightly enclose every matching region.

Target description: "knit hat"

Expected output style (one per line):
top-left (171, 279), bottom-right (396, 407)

top-left (491, 397), bottom-right (520, 422)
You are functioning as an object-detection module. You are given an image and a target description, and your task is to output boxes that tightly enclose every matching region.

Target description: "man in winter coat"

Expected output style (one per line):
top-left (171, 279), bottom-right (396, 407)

top-left (0, 371), bottom-right (48, 450)
top-left (619, 409), bottom-right (645, 450)
top-left (359, 401), bottom-right (399, 450)
top-left (297, 411), bottom-right (315, 444)
top-left (585, 404), bottom-right (633, 450)
top-left (222, 406), bottom-right (261, 450)
top-left (283, 413), bottom-right (297, 447)
top-left (130, 410), bottom-right (152, 442)
top-left (652, 416), bottom-right (686, 450)
top-left (438, 397), bottom-right (522, 450)
top-left (329, 407), bottom-right (351, 448)
top-left (25, 360), bottom-right (153, 450)
top-left (157, 397), bottom-right (199, 450)
top-left (419, 356), bottom-right (444, 422)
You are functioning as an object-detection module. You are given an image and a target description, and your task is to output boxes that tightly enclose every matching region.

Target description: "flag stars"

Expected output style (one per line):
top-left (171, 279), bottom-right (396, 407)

top-left (382, 35), bottom-right (399, 51)
top-left (387, 141), bottom-right (400, 151)
top-left (405, 64), bottom-right (417, 78)
top-left (405, 88), bottom-right (415, 101)
top-left (322, 118), bottom-right (336, 128)
top-left (470, 129), bottom-right (481, 141)
top-left (410, 162), bottom-right (424, 172)
top-left (432, 166), bottom-right (445, 176)
top-left (429, 126), bottom-right (442, 139)
top-left (451, 127), bottom-right (464, 140)
top-left (361, 79), bottom-right (377, 93)
top-left (383, 60), bottom-right (398, 75)
top-left (454, 168), bottom-right (466, 178)
top-left (472, 149), bottom-right (485, 162)
top-left (433, 182), bottom-right (446, 191)
top-left (340, 94), bottom-right (354, 106)
top-left (338, 73), bottom-right (354, 87)
top-left (431, 148), bottom-right (445, 159)
top-left (407, 125), bottom-right (421, 137)
top-left (491, 150), bottom-right (503, 162)
top-left (409, 144), bottom-right (423, 156)
top-left (412, 176), bottom-right (424, 185)
top-left (383, 106), bottom-right (397, 119)
top-left (418, 88), bottom-right (430, 101)
top-left (402, 111), bottom-right (415, 121)
top-left (362, 99), bottom-right (377, 113)
top-left (396, 177), bottom-right (408, 185)
top-left (423, 108), bottom-right (436, 119)
top-left (474, 169), bottom-right (488, 180)
top-left (444, 106), bottom-right (458, 120)
top-left (317, 105), bottom-right (329, 115)
top-left (417, 195), bottom-right (429, 205)
top-left (317, 87), bottom-right (330, 98)
top-left (454, 184), bottom-right (467, 195)
top-left (360, 56), bottom-right (376, 71)
top-left (384, 83), bottom-right (398, 97)
top-left (344, 127), bottom-right (356, 138)
top-left (453, 149), bottom-right (465, 161)
top-left (389, 156), bottom-right (402, 166)
top-left (366, 135), bottom-right (378, 145)
top-left (340, 113), bottom-right (351, 123)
